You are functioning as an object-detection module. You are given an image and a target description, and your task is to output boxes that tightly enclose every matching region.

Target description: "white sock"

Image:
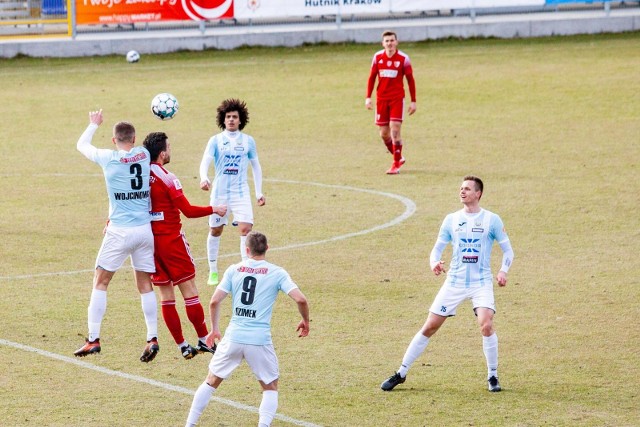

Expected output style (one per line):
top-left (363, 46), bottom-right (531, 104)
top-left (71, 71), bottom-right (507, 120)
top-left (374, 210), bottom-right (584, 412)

top-left (240, 235), bottom-right (248, 261)
top-left (140, 291), bottom-right (158, 341)
top-left (258, 390), bottom-right (278, 427)
top-left (483, 333), bottom-right (499, 379)
top-left (207, 234), bottom-right (220, 274)
top-left (398, 332), bottom-right (430, 377)
top-left (185, 382), bottom-right (216, 427)
top-left (88, 289), bottom-right (107, 342)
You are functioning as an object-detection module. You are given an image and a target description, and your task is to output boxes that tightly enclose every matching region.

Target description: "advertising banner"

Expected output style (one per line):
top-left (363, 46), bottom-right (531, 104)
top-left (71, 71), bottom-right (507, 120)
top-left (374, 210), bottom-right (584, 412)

top-left (234, 0), bottom-right (391, 20)
top-left (76, 0), bottom-right (233, 24)
top-left (391, 0), bottom-right (544, 9)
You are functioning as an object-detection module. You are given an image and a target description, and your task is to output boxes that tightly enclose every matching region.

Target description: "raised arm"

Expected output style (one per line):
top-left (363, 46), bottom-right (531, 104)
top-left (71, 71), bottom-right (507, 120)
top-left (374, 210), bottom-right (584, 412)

top-left (76, 109), bottom-right (104, 160)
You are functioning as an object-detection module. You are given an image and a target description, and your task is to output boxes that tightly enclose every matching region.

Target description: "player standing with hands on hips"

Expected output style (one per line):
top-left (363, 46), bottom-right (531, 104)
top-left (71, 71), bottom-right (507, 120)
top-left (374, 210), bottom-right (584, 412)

top-left (381, 176), bottom-right (514, 392)
top-left (366, 30), bottom-right (417, 175)
top-left (200, 98), bottom-right (265, 286)
top-left (184, 231), bottom-right (310, 427)
top-left (74, 109), bottom-right (160, 363)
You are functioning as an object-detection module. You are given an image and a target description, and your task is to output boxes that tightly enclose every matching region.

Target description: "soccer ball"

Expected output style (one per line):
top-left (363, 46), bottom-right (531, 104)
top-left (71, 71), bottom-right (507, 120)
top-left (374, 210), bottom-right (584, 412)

top-left (151, 93), bottom-right (179, 121)
top-left (126, 50), bottom-right (140, 63)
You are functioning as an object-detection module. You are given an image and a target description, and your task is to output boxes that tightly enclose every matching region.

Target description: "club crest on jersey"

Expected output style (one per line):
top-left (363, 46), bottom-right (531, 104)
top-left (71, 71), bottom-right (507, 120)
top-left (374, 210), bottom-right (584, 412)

top-left (247, 0), bottom-right (259, 11)
top-left (173, 179), bottom-right (182, 190)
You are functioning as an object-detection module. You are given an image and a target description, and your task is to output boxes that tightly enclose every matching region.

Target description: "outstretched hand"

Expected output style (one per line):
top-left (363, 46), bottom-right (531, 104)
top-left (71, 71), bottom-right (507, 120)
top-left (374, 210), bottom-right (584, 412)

top-left (89, 109), bottom-right (103, 126)
top-left (205, 329), bottom-right (221, 348)
top-left (296, 320), bottom-right (309, 338)
top-left (432, 260), bottom-right (446, 276)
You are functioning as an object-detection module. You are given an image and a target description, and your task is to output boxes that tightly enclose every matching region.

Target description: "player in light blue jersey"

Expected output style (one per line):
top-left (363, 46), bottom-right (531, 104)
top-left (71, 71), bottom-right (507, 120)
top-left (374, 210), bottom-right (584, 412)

top-left (74, 109), bottom-right (160, 363)
top-left (199, 99), bottom-right (265, 287)
top-left (381, 176), bottom-right (514, 393)
top-left (185, 231), bottom-right (309, 427)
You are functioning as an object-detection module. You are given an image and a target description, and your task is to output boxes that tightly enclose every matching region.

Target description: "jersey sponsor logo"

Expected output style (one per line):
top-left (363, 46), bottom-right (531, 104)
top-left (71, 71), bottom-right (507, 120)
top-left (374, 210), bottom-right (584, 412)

top-left (472, 228), bottom-right (484, 233)
top-left (462, 255), bottom-right (479, 263)
top-left (150, 211), bottom-right (165, 221)
top-left (119, 152), bottom-right (147, 164)
top-left (114, 190), bottom-right (149, 200)
top-left (235, 307), bottom-right (257, 318)
top-left (460, 238), bottom-right (480, 253)
top-left (379, 69), bottom-right (398, 78)
top-left (173, 178), bottom-right (182, 190)
top-left (237, 266), bottom-right (268, 274)
top-left (223, 169), bottom-right (238, 175)
top-left (234, 146), bottom-right (245, 151)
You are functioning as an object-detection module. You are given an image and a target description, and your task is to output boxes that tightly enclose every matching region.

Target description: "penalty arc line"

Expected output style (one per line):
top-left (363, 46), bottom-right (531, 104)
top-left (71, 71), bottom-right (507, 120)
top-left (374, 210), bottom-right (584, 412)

top-left (0, 179), bottom-right (416, 281)
top-left (0, 339), bottom-right (321, 427)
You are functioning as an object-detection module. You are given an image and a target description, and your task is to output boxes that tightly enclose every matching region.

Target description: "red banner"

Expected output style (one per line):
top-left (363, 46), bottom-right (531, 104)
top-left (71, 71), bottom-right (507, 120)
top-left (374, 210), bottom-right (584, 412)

top-left (76, 0), bottom-right (233, 25)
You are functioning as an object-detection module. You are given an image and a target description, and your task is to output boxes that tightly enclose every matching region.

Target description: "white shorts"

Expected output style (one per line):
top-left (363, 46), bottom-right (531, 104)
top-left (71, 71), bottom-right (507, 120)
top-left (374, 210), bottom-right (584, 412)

top-left (95, 223), bottom-right (155, 273)
top-left (429, 284), bottom-right (495, 317)
top-left (209, 337), bottom-right (279, 384)
top-left (208, 196), bottom-right (254, 228)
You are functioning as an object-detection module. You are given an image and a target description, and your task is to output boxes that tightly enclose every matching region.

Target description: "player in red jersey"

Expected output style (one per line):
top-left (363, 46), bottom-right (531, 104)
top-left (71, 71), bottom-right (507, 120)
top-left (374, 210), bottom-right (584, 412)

top-left (366, 30), bottom-right (417, 175)
top-left (143, 132), bottom-right (227, 360)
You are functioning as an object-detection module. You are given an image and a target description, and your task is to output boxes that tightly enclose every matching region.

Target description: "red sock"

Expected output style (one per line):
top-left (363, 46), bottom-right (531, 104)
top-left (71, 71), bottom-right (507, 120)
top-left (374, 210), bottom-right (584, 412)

top-left (161, 300), bottom-right (184, 345)
top-left (393, 142), bottom-right (403, 163)
top-left (185, 296), bottom-right (208, 338)
top-left (383, 138), bottom-right (393, 154)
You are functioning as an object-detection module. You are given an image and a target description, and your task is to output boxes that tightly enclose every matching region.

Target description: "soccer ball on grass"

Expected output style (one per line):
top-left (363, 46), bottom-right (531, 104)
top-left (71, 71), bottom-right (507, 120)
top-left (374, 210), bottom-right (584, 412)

top-left (126, 50), bottom-right (140, 63)
top-left (151, 93), bottom-right (179, 121)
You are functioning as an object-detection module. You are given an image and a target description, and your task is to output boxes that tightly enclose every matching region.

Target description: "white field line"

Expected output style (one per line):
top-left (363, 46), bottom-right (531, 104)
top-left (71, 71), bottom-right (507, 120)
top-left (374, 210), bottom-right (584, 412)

top-left (0, 179), bottom-right (416, 280)
top-left (0, 338), bottom-right (321, 427)
top-left (1, 179), bottom-right (416, 425)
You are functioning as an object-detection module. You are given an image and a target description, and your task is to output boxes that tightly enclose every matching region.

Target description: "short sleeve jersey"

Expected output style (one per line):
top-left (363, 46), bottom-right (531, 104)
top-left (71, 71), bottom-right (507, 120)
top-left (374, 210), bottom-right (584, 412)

top-left (88, 146), bottom-right (151, 227)
top-left (149, 162), bottom-right (185, 235)
top-left (369, 49), bottom-right (414, 101)
top-left (437, 209), bottom-right (510, 288)
top-left (203, 130), bottom-right (258, 201)
top-left (218, 259), bottom-right (298, 346)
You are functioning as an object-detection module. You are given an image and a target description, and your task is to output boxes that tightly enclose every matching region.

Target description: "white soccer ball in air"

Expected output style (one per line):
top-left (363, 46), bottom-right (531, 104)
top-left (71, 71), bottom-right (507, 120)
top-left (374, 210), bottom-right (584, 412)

top-left (151, 93), bottom-right (179, 121)
top-left (126, 50), bottom-right (140, 63)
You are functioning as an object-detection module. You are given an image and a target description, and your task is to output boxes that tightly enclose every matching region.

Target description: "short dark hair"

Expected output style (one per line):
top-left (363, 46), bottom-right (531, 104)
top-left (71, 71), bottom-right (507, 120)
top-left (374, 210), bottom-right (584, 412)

top-left (113, 121), bottom-right (135, 143)
top-left (216, 98), bottom-right (249, 131)
top-left (142, 132), bottom-right (168, 161)
top-left (463, 175), bottom-right (484, 194)
top-left (246, 231), bottom-right (268, 256)
top-left (382, 30), bottom-right (397, 40)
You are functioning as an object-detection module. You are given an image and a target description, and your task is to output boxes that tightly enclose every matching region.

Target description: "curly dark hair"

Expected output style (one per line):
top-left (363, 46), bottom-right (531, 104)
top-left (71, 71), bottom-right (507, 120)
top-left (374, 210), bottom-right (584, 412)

top-left (216, 98), bottom-right (249, 130)
top-left (142, 131), bottom-right (168, 161)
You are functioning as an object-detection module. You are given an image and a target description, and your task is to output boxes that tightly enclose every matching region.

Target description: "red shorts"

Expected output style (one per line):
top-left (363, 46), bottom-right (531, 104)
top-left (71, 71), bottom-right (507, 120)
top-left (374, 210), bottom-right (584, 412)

top-left (151, 231), bottom-right (196, 286)
top-left (375, 98), bottom-right (405, 126)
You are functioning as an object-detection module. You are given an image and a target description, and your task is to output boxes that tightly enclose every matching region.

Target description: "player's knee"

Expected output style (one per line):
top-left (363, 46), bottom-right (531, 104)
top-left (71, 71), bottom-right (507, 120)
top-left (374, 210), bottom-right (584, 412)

top-left (480, 322), bottom-right (494, 336)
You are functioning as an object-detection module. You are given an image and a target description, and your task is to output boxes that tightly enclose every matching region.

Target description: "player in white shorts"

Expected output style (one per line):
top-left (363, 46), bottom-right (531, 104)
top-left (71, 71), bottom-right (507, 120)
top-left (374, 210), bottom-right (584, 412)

top-left (381, 176), bottom-right (514, 393)
top-left (199, 98), bottom-right (265, 287)
top-left (74, 109), bottom-right (160, 363)
top-left (185, 231), bottom-right (310, 427)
